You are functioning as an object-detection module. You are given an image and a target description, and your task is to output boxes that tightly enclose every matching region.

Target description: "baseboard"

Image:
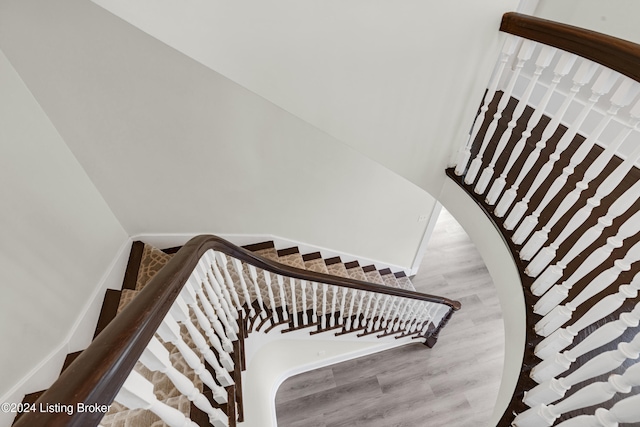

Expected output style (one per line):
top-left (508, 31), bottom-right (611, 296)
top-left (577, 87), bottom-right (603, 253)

top-left (0, 238), bottom-right (132, 423)
top-left (131, 232), bottom-right (413, 275)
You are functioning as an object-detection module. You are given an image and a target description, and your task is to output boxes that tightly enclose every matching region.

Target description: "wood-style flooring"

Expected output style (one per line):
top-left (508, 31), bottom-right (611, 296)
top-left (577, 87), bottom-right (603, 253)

top-left (274, 209), bottom-right (505, 427)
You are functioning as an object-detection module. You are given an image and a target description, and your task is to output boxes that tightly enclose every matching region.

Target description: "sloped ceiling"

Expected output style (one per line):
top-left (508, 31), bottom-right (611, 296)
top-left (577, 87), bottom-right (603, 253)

top-left (90, 0), bottom-right (520, 195)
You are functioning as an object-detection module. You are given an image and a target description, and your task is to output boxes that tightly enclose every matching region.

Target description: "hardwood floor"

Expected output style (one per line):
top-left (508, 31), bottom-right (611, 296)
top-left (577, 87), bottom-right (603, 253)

top-left (275, 209), bottom-right (505, 427)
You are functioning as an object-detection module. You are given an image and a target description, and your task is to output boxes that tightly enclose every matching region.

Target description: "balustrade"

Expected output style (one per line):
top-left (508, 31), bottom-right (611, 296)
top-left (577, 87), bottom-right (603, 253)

top-left (451, 11), bottom-right (640, 427)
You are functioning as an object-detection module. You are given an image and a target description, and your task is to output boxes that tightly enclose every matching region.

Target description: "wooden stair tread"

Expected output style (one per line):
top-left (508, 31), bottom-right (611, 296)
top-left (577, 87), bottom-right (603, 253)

top-left (93, 289), bottom-right (122, 339)
top-left (60, 351), bottom-right (82, 374)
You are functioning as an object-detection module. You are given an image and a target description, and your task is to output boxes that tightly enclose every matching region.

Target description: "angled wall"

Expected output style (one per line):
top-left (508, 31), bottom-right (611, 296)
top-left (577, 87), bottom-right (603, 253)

top-left (0, 0), bottom-right (436, 270)
top-left (89, 0), bottom-right (520, 197)
top-left (0, 49), bottom-right (128, 401)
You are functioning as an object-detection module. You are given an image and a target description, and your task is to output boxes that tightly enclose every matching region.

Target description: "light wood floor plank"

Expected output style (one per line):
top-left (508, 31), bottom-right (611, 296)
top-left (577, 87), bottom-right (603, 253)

top-left (275, 209), bottom-right (505, 426)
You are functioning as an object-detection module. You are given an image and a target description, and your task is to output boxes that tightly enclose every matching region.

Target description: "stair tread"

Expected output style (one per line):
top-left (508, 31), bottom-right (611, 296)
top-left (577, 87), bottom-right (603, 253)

top-left (344, 265), bottom-right (368, 282)
top-left (136, 244), bottom-right (173, 291)
top-left (101, 395), bottom-right (191, 427)
top-left (252, 247), bottom-right (279, 262)
top-left (117, 289), bottom-right (139, 314)
top-left (303, 257), bottom-right (329, 274)
top-left (396, 276), bottom-right (416, 291)
top-left (379, 271), bottom-right (401, 288)
top-left (324, 260), bottom-right (350, 278)
top-left (276, 251), bottom-right (306, 270)
top-left (363, 269), bottom-right (385, 285)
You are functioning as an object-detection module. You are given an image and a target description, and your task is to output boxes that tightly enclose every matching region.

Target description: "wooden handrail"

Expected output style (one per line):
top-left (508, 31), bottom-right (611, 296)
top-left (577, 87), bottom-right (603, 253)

top-left (501, 12), bottom-right (640, 83)
top-left (14, 234), bottom-right (459, 426)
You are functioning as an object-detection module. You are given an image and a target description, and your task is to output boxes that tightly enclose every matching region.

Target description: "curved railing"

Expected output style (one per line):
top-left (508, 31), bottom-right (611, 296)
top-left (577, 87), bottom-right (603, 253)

top-left (453, 12), bottom-right (640, 427)
top-left (13, 235), bottom-right (459, 426)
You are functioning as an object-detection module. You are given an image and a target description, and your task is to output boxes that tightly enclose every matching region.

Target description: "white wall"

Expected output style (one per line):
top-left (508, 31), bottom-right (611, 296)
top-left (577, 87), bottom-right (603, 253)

top-left (535, 0), bottom-right (640, 44)
top-left (437, 180), bottom-right (525, 426)
top-left (89, 0), bottom-right (519, 199)
top-left (0, 49), bottom-right (128, 401)
top-left (0, 0), bottom-right (436, 270)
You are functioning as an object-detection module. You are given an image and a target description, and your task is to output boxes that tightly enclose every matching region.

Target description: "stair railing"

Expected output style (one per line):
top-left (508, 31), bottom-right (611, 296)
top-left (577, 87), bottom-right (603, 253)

top-left (13, 235), bottom-right (459, 427)
top-left (452, 12), bottom-right (640, 427)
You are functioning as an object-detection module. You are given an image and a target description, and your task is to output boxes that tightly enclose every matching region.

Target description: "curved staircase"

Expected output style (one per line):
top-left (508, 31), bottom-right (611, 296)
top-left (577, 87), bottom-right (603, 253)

top-left (12, 238), bottom-right (457, 427)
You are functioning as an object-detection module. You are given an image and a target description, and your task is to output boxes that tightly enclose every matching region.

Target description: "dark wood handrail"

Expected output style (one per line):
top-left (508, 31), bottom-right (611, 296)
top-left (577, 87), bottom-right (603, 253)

top-left (501, 12), bottom-right (640, 83)
top-left (14, 234), bottom-right (459, 426)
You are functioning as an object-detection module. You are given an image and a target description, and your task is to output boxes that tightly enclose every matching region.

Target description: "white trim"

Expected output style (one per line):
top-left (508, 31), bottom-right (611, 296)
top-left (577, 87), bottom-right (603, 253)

top-left (131, 232), bottom-right (413, 275)
top-left (0, 238), bottom-right (132, 422)
top-left (409, 202), bottom-right (442, 275)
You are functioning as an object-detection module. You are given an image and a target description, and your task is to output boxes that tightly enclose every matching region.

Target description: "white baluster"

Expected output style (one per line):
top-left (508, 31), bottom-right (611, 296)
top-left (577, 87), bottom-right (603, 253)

top-left (139, 337), bottom-right (229, 426)
top-left (534, 303), bottom-right (640, 362)
top-left (475, 45), bottom-right (557, 195)
top-left (338, 286), bottom-right (347, 326)
top-left (506, 66), bottom-right (617, 233)
top-left (367, 293), bottom-right (381, 332)
top-left (517, 363), bottom-right (640, 427)
top-left (276, 275), bottom-right (288, 321)
top-left (300, 280), bottom-right (309, 325)
top-left (393, 299), bottom-right (410, 331)
top-left (529, 100), bottom-right (640, 278)
top-left (361, 292), bottom-right (375, 331)
top-left (525, 331), bottom-right (640, 407)
top-left (290, 278), bottom-right (298, 327)
top-left (200, 257), bottom-right (239, 333)
top-left (235, 261), bottom-right (259, 317)
top-left (353, 289), bottom-right (366, 329)
top-left (520, 80), bottom-right (640, 263)
top-left (345, 289), bottom-right (358, 330)
top-left (495, 59), bottom-right (598, 216)
top-left (398, 300), bottom-right (420, 332)
top-left (380, 297), bottom-right (400, 329)
top-left (464, 40), bottom-right (536, 185)
top-left (156, 312), bottom-right (231, 391)
top-left (387, 297), bottom-right (407, 333)
top-left (534, 240), bottom-right (640, 332)
top-left (201, 253), bottom-right (236, 324)
top-left (208, 252), bottom-right (242, 313)
top-left (182, 282), bottom-right (234, 354)
top-left (187, 276), bottom-right (235, 351)
top-left (532, 218), bottom-right (639, 299)
top-left (114, 370), bottom-right (199, 427)
top-left (246, 265), bottom-right (267, 319)
top-left (487, 52), bottom-right (577, 205)
top-left (321, 283), bottom-right (328, 329)
top-left (329, 285), bottom-right (338, 327)
top-left (311, 282), bottom-right (318, 323)
top-left (531, 288), bottom-right (640, 383)
top-left (217, 253), bottom-right (252, 315)
top-left (455, 36), bottom-right (519, 174)
top-left (375, 295), bottom-right (392, 330)
top-left (555, 394), bottom-right (640, 427)
top-left (532, 184), bottom-right (640, 296)
top-left (169, 296), bottom-right (235, 378)
top-left (262, 271), bottom-right (278, 323)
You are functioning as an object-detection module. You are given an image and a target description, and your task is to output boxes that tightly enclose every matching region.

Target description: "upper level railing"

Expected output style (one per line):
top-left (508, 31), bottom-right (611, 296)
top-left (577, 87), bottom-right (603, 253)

top-left (13, 235), bottom-right (459, 427)
top-left (452, 12), bottom-right (640, 427)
